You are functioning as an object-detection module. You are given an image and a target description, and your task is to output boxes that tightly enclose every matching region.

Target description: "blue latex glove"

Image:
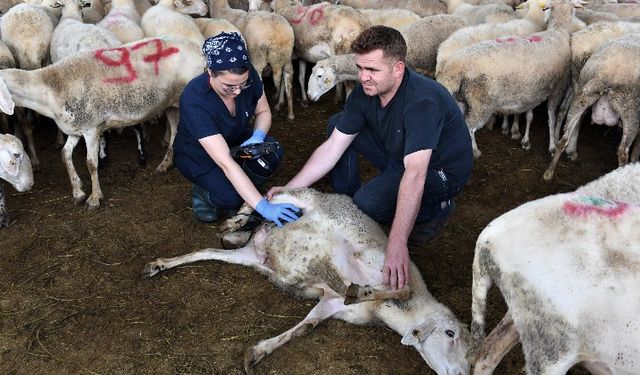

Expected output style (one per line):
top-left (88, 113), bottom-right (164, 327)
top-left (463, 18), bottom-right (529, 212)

top-left (240, 129), bottom-right (266, 146)
top-left (255, 198), bottom-right (301, 227)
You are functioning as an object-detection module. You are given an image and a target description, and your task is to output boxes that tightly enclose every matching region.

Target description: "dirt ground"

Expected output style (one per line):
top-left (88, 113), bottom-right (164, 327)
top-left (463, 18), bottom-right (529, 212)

top-left (0, 78), bottom-right (620, 375)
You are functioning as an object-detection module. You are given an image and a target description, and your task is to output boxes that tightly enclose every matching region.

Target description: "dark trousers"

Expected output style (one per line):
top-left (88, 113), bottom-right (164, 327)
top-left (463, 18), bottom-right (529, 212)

top-left (186, 135), bottom-right (283, 210)
top-left (328, 112), bottom-right (463, 225)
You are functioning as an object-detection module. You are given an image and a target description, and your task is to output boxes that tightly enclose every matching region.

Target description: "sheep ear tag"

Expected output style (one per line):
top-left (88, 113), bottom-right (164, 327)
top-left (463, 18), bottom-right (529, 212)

top-left (0, 78), bottom-right (15, 115)
top-left (0, 151), bottom-right (19, 177)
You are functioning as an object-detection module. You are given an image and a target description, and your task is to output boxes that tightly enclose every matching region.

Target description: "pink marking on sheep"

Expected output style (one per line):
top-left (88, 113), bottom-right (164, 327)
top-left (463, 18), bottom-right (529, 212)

top-left (495, 35), bottom-right (543, 44)
top-left (290, 5), bottom-right (324, 26)
top-left (562, 197), bottom-right (629, 218)
top-left (94, 39), bottom-right (179, 84)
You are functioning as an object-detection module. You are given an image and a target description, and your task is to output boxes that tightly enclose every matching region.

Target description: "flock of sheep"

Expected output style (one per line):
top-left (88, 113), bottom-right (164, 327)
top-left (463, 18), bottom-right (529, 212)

top-left (0, 0), bottom-right (639, 373)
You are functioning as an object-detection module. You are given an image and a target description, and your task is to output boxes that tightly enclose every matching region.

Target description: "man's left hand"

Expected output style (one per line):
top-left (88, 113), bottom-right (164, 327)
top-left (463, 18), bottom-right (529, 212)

top-left (383, 239), bottom-right (410, 289)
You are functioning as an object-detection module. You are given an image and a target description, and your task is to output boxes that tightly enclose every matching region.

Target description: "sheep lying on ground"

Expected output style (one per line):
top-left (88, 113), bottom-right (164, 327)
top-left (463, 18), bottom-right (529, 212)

top-left (306, 14), bottom-right (467, 101)
top-left (544, 33), bottom-right (640, 181)
top-left (144, 187), bottom-right (472, 375)
top-left (0, 37), bottom-right (204, 210)
top-left (471, 162), bottom-right (640, 374)
top-left (436, 0), bottom-right (577, 158)
top-left (0, 133), bottom-right (33, 227)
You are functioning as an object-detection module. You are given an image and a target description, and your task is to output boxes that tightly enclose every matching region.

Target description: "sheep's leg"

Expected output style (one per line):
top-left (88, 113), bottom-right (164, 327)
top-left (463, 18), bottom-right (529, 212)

top-left (0, 182), bottom-right (7, 228)
top-left (498, 115), bottom-right (507, 134)
top-left (555, 85), bottom-right (573, 143)
top-left (132, 124), bottom-right (146, 167)
top-left (473, 312), bottom-right (518, 375)
top-left (298, 59), bottom-right (309, 107)
top-left (282, 61), bottom-right (294, 120)
top-left (61, 134), bottom-right (86, 204)
top-left (55, 129), bottom-right (66, 149)
top-left (333, 82), bottom-right (344, 104)
top-left (616, 112), bottom-right (639, 166)
top-left (510, 113), bottom-right (521, 140)
top-left (17, 110), bottom-right (39, 171)
top-left (98, 131), bottom-right (109, 169)
top-left (630, 135), bottom-right (640, 162)
top-left (84, 129), bottom-right (103, 210)
top-left (344, 283), bottom-right (410, 304)
top-left (543, 92), bottom-right (599, 181)
top-left (520, 110), bottom-right (533, 150)
top-left (143, 244), bottom-right (273, 278)
top-left (156, 107), bottom-right (177, 173)
top-left (244, 289), bottom-right (348, 374)
top-left (219, 202), bottom-right (254, 235)
top-left (546, 101), bottom-right (559, 154)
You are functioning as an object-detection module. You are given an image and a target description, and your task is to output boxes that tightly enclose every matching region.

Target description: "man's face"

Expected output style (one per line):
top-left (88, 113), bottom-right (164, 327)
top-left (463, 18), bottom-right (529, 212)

top-left (355, 49), bottom-right (400, 97)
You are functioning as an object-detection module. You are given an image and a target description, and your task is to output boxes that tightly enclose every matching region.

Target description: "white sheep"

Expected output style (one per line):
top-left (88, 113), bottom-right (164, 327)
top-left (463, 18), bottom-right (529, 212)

top-left (97, 0), bottom-right (145, 44)
top-left (193, 17), bottom-right (241, 38)
top-left (209, 0), bottom-right (296, 120)
top-left (0, 37), bottom-right (204, 210)
top-left (50, 0), bottom-right (121, 63)
top-left (144, 187), bottom-right (472, 375)
top-left (357, 8), bottom-right (421, 30)
top-left (306, 14), bottom-right (467, 101)
top-left (436, 0), bottom-right (578, 158)
top-left (337, 0), bottom-right (447, 17)
top-left (543, 33), bottom-right (640, 181)
top-left (451, 2), bottom-right (517, 25)
top-left (0, 133), bottom-right (33, 227)
top-left (273, 0), bottom-right (370, 105)
top-left (470, 162), bottom-right (640, 374)
top-left (592, 2), bottom-right (640, 19)
top-left (0, 2), bottom-right (57, 170)
top-left (140, 0), bottom-right (208, 46)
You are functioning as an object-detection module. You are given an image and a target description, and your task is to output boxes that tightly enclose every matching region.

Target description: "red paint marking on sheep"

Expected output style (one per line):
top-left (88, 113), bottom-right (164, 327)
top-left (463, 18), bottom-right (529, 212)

top-left (94, 39), bottom-right (179, 84)
top-left (132, 39), bottom-right (179, 75)
top-left (290, 5), bottom-right (324, 26)
top-left (562, 201), bottom-right (629, 219)
top-left (495, 36), bottom-right (543, 44)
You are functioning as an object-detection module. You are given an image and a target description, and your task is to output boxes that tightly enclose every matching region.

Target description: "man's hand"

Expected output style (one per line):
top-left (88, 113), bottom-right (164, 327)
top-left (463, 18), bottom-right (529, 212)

top-left (266, 186), bottom-right (285, 200)
top-left (383, 238), bottom-right (410, 289)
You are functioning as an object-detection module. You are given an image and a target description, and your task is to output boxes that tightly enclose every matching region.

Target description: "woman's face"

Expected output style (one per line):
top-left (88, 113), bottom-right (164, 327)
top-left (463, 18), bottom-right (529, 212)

top-left (209, 70), bottom-right (251, 98)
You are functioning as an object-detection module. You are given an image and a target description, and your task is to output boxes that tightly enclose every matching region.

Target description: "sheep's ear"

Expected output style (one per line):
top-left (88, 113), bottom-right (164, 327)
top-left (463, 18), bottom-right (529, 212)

top-left (0, 78), bottom-right (15, 116)
top-left (401, 318), bottom-right (437, 346)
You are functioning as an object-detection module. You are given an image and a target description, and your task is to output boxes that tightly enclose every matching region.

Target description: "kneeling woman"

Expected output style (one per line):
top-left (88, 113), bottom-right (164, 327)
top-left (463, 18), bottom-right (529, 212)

top-left (173, 32), bottom-right (299, 226)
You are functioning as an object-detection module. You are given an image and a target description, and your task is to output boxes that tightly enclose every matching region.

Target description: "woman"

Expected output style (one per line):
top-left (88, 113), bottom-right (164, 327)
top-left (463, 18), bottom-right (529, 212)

top-left (173, 32), bottom-right (299, 226)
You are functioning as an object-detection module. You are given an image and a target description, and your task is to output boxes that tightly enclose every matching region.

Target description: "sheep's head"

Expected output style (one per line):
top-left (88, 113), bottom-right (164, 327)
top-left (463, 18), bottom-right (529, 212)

top-left (0, 134), bottom-right (33, 192)
top-left (175, 0), bottom-right (208, 16)
top-left (307, 60), bottom-right (336, 102)
top-left (401, 316), bottom-right (471, 375)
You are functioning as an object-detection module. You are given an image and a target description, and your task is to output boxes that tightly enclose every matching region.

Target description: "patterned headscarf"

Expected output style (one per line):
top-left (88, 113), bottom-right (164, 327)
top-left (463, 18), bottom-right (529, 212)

top-left (202, 32), bottom-right (251, 71)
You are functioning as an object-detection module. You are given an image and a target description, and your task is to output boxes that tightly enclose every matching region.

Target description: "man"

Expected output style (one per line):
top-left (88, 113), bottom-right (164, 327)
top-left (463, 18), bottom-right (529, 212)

top-left (268, 26), bottom-right (473, 289)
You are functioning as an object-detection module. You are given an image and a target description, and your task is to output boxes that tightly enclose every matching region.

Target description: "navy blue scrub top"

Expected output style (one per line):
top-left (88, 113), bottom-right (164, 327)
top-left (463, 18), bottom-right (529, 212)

top-left (173, 66), bottom-right (263, 179)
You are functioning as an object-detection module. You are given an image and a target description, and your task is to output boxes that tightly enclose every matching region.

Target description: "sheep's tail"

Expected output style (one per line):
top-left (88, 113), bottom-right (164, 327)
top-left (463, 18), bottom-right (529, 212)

top-left (0, 73), bottom-right (15, 115)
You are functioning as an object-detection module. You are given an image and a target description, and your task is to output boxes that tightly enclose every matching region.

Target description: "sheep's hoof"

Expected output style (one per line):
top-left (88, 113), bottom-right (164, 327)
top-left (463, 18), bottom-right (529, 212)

top-left (567, 151), bottom-right (578, 161)
top-left (287, 113), bottom-right (295, 121)
top-left (243, 347), bottom-right (260, 375)
top-left (543, 169), bottom-right (555, 181)
top-left (511, 133), bottom-right (521, 140)
top-left (72, 192), bottom-right (87, 205)
top-left (300, 100), bottom-right (308, 108)
top-left (143, 261), bottom-right (165, 278)
top-left (501, 128), bottom-right (509, 136)
top-left (85, 198), bottom-right (101, 210)
top-left (473, 149), bottom-right (482, 159)
top-left (521, 141), bottom-right (531, 151)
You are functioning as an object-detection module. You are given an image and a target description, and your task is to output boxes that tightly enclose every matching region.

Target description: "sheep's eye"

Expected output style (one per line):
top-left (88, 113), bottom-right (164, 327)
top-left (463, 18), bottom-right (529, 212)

top-left (445, 329), bottom-right (455, 338)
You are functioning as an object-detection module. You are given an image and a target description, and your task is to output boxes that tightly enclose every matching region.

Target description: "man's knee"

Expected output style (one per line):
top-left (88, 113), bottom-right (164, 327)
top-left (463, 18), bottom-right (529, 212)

top-left (352, 189), bottom-right (394, 224)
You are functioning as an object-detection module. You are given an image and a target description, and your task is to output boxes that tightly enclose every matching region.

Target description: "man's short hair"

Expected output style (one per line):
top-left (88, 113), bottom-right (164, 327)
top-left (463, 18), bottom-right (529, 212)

top-left (351, 25), bottom-right (407, 62)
